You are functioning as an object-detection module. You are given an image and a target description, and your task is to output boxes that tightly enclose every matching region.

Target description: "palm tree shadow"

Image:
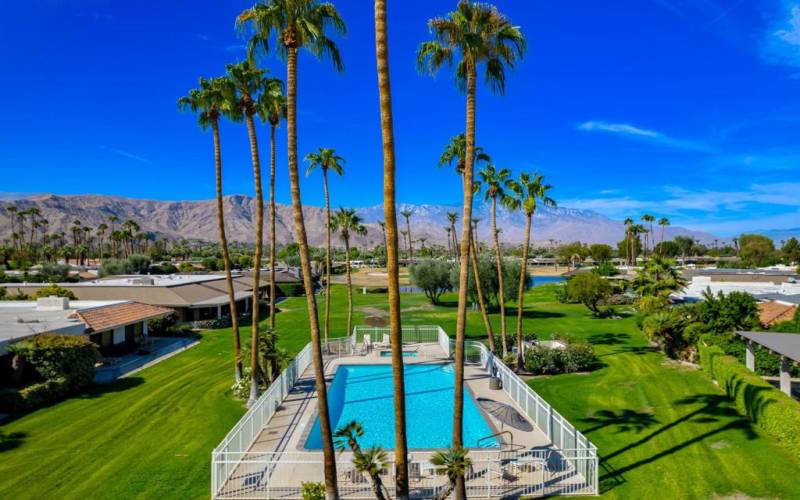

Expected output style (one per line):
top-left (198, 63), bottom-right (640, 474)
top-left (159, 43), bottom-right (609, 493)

top-left (587, 333), bottom-right (631, 345)
top-left (599, 394), bottom-right (758, 493)
top-left (581, 409), bottom-right (659, 435)
top-left (0, 430), bottom-right (27, 453)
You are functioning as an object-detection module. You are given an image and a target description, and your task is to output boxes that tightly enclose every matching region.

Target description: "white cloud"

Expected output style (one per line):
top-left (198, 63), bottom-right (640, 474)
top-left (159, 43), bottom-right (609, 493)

top-left (576, 120), bottom-right (715, 152)
top-left (764, 3), bottom-right (800, 67)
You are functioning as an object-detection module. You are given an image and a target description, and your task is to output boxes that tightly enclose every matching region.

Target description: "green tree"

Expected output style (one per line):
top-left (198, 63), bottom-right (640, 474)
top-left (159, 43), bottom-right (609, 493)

top-left (566, 273), bottom-right (611, 317)
top-left (589, 243), bottom-right (613, 263)
top-left (330, 208), bottom-right (367, 336)
top-left (410, 259), bottom-right (452, 305)
top-left (738, 233), bottom-right (777, 267)
top-left (780, 237), bottom-right (800, 265)
top-left (32, 284), bottom-right (77, 300)
top-left (305, 147), bottom-right (345, 344)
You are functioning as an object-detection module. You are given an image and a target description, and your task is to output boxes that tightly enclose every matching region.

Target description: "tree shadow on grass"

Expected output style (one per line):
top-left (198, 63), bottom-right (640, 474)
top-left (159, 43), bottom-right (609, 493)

top-left (587, 333), bottom-right (631, 345)
top-left (598, 394), bottom-right (758, 494)
top-left (77, 377), bottom-right (145, 400)
top-left (581, 409), bottom-right (659, 435)
top-left (613, 345), bottom-right (660, 356)
top-left (0, 430), bottom-right (27, 453)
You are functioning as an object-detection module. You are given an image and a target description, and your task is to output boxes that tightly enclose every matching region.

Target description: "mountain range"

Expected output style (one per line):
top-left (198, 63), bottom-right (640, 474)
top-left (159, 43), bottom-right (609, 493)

top-left (0, 193), bottom-right (720, 248)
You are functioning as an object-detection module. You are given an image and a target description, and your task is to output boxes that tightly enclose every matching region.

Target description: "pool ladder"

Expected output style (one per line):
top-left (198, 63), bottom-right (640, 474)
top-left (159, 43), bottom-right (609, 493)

top-left (477, 430), bottom-right (514, 449)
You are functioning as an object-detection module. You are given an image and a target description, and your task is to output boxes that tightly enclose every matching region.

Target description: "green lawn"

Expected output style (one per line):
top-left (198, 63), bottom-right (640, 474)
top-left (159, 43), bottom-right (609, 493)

top-left (1, 285), bottom-right (798, 499)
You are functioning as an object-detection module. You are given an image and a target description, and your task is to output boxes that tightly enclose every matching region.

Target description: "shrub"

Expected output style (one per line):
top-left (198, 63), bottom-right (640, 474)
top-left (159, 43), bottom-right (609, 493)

top-left (698, 340), bottom-right (800, 460)
top-left (523, 343), bottom-right (596, 375)
top-left (410, 259), bottom-right (452, 305)
top-left (127, 254), bottom-right (152, 274)
top-left (301, 482), bottom-right (325, 500)
top-left (277, 283), bottom-right (305, 297)
top-left (0, 378), bottom-right (71, 413)
top-left (32, 284), bottom-right (77, 300)
top-left (36, 263), bottom-right (70, 282)
top-left (592, 261), bottom-right (619, 277)
top-left (13, 335), bottom-right (96, 388)
top-left (178, 262), bottom-right (195, 273)
top-left (148, 314), bottom-right (177, 336)
top-left (194, 317), bottom-right (232, 330)
top-left (231, 368), bottom-right (252, 400)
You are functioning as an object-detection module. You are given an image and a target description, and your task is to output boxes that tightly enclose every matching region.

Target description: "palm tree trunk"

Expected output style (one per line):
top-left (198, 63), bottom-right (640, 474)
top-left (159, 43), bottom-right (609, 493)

top-left (245, 112), bottom-right (263, 404)
top-left (470, 227), bottom-right (495, 352)
top-left (516, 213), bottom-right (533, 371)
top-left (213, 120), bottom-right (243, 382)
top-left (323, 170), bottom-right (332, 343)
top-left (269, 124), bottom-right (278, 331)
top-left (375, 2), bottom-right (409, 495)
top-left (344, 235), bottom-right (353, 336)
top-left (452, 64), bottom-right (477, 500)
top-left (406, 218), bottom-right (413, 263)
top-left (286, 45), bottom-right (338, 499)
top-left (491, 196), bottom-right (507, 356)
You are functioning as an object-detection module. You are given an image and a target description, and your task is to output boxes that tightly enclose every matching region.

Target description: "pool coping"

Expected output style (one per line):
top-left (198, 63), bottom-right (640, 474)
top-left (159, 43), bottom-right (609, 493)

top-left (295, 359), bottom-right (506, 452)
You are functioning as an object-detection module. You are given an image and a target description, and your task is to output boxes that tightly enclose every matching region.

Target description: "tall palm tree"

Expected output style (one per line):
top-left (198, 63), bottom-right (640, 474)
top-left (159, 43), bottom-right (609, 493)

top-left (373, 3), bottom-right (410, 492)
top-left (445, 226), bottom-right (452, 257)
top-left (623, 217), bottom-right (634, 266)
top-left (262, 75), bottom-right (287, 331)
top-left (438, 133), bottom-right (491, 176)
top-left (96, 223), bottom-right (108, 257)
top-left (330, 208), bottom-right (367, 337)
top-left (641, 214), bottom-right (655, 255)
top-left (658, 217), bottom-right (670, 254)
top-left (418, 6), bottom-right (524, 492)
top-left (511, 173), bottom-right (555, 371)
top-left (400, 209), bottom-right (414, 262)
top-left (470, 218), bottom-right (495, 352)
top-left (375, 0), bottom-right (409, 492)
top-left (305, 147), bottom-right (345, 342)
top-left (224, 60), bottom-right (282, 402)
top-left (108, 215), bottom-right (119, 257)
top-left (237, 2), bottom-right (346, 496)
top-left (447, 211), bottom-right (459, 261)
top-left (178, 76), bottom-right (245, 382)
top-left (478, 164), bottom-right (516, 356)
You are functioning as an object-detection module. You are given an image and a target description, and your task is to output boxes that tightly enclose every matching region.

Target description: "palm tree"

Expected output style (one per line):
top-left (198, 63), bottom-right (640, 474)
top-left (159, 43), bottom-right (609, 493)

top-left (438, 133), bottom-right (491, 176)
top-left (225, 60), bottom-right (280, 403)
top-left (400, 209), bottom-right (413, 263)
top-left (333, 421), bottom-right (389, 500)
top-left (96, 223), bottom-right (108, 257)
top-left (108, 215), bottom-right (119, 257)
top-left (418, 5), bottom-right (524, 490)
top-left (623, 217), bottom-right (634, 266)
top-left (633, 255), bottom-right (687, 297)
top-left (237, 2), bottom-right (346, 495)
top-left (447, 211), bottom-right (459, 261)
top-left (178, 76), bottom-right (245, 382)
top-left (478, 164), bottom-right (517, 356)
top-left (658, 217), bottom-right (670, 254)
top-left (330, 208), bottom-right (367, 337)
top-left (373, 3), bottom-right (410, 492)
top-left (262, 74), bottom-right (287, 331)
top-left (305, 147), bottom-right (345, 343)
top-left (469, 218), bottom-right (495, 352)
top-left (641, 214), bottom-right (655, 255)
top-left (512, 173), bottom-right (555, 371)
top-left (430, 448), bottom-right (472, 500)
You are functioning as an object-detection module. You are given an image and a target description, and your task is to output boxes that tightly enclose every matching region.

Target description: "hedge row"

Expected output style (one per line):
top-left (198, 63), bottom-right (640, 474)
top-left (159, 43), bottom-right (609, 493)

top-left (699, 340), bottom-right (800, 460)
top-left (0, 378), bottom-right (70, 414)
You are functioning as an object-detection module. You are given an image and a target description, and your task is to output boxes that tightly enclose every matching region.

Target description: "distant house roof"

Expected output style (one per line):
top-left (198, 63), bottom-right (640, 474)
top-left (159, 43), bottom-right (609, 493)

top-left (736, 331), bottom-right (800, 362)
top-left (758, 301), bottom-right (798, 327)
top-left (754, 293), bottom-right (800, 306)
top-left (71, 302), bottom-right (172, 332)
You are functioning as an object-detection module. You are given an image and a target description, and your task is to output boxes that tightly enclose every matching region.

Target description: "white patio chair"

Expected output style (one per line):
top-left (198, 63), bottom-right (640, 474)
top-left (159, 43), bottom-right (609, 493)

top-left (363, 334), bottom-right (372, 353)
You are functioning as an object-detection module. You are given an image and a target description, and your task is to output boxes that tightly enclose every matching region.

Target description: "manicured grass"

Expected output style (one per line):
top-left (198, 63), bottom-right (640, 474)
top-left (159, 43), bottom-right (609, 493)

top-left (1, 284), bottom-right (798, 499)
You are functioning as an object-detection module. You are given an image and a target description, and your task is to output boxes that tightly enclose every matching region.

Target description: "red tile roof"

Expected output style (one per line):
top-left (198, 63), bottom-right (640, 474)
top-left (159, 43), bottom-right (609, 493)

top-left (71, 302), bottom-right (173, 332)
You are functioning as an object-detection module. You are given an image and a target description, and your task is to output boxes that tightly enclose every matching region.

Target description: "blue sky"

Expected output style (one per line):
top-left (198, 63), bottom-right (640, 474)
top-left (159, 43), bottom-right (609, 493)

top-left (1, 0), bottom-right (799, 236)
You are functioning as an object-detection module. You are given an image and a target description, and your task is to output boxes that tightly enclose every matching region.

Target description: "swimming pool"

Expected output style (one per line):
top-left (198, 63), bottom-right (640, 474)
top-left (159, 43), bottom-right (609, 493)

top-left (304, 364), bottom-right (499, 450)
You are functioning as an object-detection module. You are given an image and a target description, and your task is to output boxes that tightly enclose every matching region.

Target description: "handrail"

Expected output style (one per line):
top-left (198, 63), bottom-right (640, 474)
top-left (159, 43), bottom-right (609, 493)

top-left (478, 430), bottom-right (513, 449)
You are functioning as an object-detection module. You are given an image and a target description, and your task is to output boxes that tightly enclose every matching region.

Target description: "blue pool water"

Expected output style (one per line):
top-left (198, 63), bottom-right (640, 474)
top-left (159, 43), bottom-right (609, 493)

top-left (379, 351), bottom-right (417, 357)
top-left (305, 364), bottom-right (498, 450)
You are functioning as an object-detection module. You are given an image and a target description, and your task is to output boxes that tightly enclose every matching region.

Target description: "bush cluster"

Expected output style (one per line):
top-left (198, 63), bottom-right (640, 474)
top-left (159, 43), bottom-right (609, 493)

top-left (277, 283), bottom-right (305, 297)
top-left (523, 342), bottom-right (595, 375)
top-left (699, 340), bottom-right (800, 460)
top-left (1, 335), bottom-right (96, 413)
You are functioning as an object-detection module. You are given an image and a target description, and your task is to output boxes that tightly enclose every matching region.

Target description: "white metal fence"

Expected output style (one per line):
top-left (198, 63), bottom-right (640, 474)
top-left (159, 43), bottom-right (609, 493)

top-left (211, 325), bottom-right (598, 498)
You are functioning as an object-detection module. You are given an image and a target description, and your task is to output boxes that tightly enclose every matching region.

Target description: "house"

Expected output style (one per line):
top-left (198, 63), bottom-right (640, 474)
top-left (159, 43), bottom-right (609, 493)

top-left (755, 294), bottom-right (800, 327)
top-left (0, 297), bottom-right (171, 357)
top-left (677, 268), bottom-right (800, 302)
top-left (0, 273), bottom-right (269, 323)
